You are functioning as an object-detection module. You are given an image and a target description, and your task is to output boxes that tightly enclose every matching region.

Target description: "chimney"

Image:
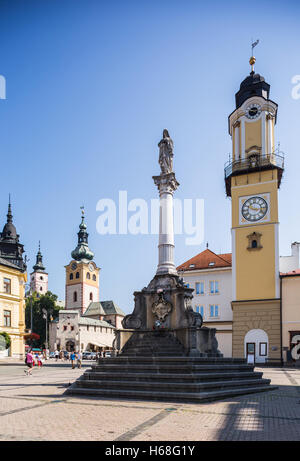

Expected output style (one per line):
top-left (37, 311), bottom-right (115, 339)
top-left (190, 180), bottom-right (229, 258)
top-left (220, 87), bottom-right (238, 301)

top-left (291, 242), bottom-right (300, 267)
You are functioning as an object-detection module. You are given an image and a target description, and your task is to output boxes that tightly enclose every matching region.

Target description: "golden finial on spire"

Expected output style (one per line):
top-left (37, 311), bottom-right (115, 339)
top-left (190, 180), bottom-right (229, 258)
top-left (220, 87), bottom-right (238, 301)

top-left (80, 205), bottom-right (85, 217)
top-left (250, 39), bottom-right (259, 73)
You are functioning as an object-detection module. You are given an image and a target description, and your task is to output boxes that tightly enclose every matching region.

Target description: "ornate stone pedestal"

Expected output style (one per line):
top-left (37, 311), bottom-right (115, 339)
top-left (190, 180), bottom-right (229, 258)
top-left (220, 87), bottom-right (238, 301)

top-left (116, 130), bottom-right (221, 357)
top-left (118, 272), bottom-right (221, 357)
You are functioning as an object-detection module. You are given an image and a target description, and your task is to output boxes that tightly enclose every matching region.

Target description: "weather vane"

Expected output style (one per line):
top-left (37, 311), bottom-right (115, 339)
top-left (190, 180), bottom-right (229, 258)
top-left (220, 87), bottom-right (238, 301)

top-left (250, 39), bottom-right (259, 72)
top-left (80, 205), bottom-right (85, 216)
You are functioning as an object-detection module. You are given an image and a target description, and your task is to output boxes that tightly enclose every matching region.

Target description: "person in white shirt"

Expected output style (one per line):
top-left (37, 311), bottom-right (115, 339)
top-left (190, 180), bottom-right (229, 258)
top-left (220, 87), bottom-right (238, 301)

top-left (38, 353), bottom-right (44, 369)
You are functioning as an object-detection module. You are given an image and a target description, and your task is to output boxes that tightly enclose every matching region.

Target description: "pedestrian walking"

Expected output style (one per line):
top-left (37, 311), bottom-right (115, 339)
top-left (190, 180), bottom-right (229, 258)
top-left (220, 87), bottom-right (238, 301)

top-left (70, 351), bottom-right (76, 369)
top-left (24, 350), bottom-right (34, 375)
top-left (38, 353), bottom-right (43, 369)
top-left (55, 349), bottom-right (59, 361)
top-left (34, 353), bottom-right (39, 367)
top-left (77, 351), bottom-right (82, 369)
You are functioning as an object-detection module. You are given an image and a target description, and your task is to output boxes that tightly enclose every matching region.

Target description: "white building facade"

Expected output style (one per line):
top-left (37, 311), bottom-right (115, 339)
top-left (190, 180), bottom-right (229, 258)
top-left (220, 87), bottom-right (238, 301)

top-left (49, 310), bottom-right (116, 353)
top-left (280, 242), bottom-right (300, 273)
top-left (177, 249), bottom-right (233, 357)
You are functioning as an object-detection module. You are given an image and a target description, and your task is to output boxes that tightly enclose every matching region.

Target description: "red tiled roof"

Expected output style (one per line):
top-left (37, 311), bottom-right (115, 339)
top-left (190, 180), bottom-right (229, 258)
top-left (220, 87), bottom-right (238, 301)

top-left (280, 269), bottom-right (300, 277)
top-left (177, 249), bottom-right (232, 271)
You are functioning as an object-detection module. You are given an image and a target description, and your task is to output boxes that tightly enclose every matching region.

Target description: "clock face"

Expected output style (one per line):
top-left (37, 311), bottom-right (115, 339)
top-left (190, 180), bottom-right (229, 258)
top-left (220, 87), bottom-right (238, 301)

top-left (246, 104), bottom-right (261, 119)
top-left (88, 263), bottom-right (94, 272)
top-left (71, 262), bottom-right (77, 270)
top-left (241, 196), bottom-right (268, 222)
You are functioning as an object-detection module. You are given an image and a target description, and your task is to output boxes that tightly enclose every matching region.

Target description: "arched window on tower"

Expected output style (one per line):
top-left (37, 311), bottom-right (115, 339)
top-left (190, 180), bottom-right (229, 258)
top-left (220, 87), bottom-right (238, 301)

top-left (40, 276), bottom-right (43, 280)
top-left (76, 272), bottom-right (79, 279)
top-left (70, 273), bottom-right (73, 280)
top-left (93, 275), bottom-right (96, 281)
top-left (73, 292), bottom-right (77, 302)
top-left (86, 272), bottom-right (90, 280)
top-left (89, 292), bottom-right (93, 301)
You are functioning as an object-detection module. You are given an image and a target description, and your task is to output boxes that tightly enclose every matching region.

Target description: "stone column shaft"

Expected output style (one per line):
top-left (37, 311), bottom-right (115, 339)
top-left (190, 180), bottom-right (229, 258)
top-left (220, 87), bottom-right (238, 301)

top-left (153, 172), bottom-right (179, 276)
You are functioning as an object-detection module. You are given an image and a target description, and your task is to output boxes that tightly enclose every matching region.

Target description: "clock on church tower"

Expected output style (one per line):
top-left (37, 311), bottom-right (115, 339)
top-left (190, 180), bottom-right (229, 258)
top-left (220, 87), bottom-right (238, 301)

top-left (224, 51), bottom-right (285, 363)
top-left (65, 209), bottom-right (100, 314)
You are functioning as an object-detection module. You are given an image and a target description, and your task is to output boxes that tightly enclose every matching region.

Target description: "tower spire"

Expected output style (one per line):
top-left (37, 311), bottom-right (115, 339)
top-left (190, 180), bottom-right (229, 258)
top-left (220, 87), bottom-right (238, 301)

top-left (71, 207), bottom-right (94, 262)
top-left (249, 39), bottom-right (259, 73)
top-left (33, 241), bottom-right (46, 272)
top-left (7, 193), bottom-right (13, 223)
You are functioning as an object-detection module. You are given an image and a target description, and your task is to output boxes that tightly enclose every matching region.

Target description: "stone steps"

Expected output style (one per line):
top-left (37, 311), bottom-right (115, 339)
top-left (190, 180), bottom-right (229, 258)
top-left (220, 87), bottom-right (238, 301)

top-left (90, 363), bottom-right (255, 373)
top-left (84, 370), bottom-right (264, 382)
top-left (121, 332), bottom-right (186, 357)
top-left (97, 356), bottom-right (247, 365)
top-left (67, 384), bottom-right (275, 403)
top-left (77, 377), bottom-right (270, 392)
top-left (66, 334), bottom-right (275, 402)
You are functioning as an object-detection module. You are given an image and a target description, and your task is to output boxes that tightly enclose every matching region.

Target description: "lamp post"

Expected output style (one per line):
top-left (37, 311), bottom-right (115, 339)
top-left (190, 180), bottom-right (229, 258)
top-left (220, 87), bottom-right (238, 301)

top-left (42, 307), bottom-right (53, 353)
top-left (42, 308), bottom-right (48, 350)
top-left (24, 283), bottom-right (33, 333)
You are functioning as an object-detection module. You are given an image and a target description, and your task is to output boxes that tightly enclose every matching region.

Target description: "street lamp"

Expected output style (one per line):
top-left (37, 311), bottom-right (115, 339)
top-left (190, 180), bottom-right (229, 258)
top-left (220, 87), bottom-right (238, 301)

top-left (24, 283), bottom-right (33, 332)
top-left (42, 307), bottom-right (53, 353)
top-left (42, 308), bottom-right (48, 350)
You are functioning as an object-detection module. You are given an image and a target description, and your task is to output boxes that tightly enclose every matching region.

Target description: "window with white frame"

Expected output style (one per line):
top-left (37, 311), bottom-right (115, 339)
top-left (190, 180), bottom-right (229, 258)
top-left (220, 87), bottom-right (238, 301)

top-left (209, 305), bottom-right (219, 317)
top-left (3, 278), bottom-right (11, 294)
top-left (4, 310), bottom-right (11, 327)
top-left (209, 281), bottom-right (219, 294)
top-left (195, 282), bottom-right (204, 295)
top-left (195, 305), bottom-right (204, 317)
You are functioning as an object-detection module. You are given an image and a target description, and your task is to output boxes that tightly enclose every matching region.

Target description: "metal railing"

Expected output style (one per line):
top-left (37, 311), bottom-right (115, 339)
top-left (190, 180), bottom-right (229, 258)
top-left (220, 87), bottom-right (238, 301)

top-left (224, 152), bottom-right (285, 179)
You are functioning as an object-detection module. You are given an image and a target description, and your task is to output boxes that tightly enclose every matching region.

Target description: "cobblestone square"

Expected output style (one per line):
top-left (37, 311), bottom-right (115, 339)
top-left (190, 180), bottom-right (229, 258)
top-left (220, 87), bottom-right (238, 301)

top-left (0, 360), bottom-right (300, 441)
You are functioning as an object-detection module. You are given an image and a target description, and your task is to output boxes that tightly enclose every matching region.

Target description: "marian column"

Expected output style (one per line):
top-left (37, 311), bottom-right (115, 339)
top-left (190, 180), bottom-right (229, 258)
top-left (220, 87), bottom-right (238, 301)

top-left (153, 129), bottom-right (179, 276)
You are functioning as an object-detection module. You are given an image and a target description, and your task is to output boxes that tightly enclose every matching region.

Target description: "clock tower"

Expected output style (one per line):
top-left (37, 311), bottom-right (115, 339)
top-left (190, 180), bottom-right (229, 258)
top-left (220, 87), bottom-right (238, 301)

top-left (225, 54), bottom-right (284, 363)
top-left (65, 209), bottom-right (100, 314)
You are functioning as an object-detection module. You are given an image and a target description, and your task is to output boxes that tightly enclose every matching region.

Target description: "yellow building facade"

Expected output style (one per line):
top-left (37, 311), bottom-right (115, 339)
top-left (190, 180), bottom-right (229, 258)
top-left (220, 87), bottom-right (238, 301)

top-left (0, 201), bottom-right (27, 359)
top-left (225, 58), bottom-right (284, 363)
top-left (0, 262), bottom-right (27, 358)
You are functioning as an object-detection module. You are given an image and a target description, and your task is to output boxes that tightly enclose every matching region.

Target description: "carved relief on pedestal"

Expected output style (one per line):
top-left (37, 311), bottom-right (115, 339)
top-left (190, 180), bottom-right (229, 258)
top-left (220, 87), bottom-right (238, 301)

top-left (152, 291), bottom-right (173, 322)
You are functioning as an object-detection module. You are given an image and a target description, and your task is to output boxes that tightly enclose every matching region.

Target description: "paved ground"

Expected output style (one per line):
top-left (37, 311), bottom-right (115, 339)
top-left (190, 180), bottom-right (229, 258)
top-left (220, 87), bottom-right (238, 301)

top-left (0, 359), bottom-right (300, 441)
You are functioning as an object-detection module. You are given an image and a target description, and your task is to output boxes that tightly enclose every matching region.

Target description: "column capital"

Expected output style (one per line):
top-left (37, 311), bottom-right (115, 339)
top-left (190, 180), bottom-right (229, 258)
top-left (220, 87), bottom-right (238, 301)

top-left (152, 172), bottom-right (179, 195)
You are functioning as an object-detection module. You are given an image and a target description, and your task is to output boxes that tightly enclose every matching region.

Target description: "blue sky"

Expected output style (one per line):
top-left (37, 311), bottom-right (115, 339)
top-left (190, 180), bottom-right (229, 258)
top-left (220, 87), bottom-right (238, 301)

top-left (0, 0), bottom-right (300, 313)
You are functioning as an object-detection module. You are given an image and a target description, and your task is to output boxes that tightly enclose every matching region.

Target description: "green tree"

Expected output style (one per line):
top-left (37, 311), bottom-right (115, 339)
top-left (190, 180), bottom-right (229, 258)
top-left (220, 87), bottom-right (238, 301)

top-left (0, 332), bottom-right (11, 350)
top-left (25, 291), bottom-right (62, 348)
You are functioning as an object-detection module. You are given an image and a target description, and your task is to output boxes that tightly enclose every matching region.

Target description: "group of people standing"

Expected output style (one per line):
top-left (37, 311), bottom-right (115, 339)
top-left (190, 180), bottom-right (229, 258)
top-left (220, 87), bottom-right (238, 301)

top-left (24, 350), bottom-right (44, 375)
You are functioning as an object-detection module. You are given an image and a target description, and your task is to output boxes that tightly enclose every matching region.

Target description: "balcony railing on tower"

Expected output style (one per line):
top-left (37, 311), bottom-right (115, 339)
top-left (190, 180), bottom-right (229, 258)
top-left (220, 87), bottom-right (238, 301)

top-left (224, 151), bottom-right (285, 196)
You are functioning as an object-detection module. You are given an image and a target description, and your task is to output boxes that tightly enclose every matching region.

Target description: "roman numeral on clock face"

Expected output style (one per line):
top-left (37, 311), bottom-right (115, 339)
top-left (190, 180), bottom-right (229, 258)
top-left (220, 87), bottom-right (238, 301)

top-left (241, 196), bottom-right (268, 222)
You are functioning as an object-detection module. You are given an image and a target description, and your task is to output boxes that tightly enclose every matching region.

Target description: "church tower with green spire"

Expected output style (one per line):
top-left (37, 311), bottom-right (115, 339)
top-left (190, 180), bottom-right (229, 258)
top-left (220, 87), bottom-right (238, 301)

top-left (65, 208), bottom-right (100, 314)
top-left (30, 242), bottom-right (48, 294)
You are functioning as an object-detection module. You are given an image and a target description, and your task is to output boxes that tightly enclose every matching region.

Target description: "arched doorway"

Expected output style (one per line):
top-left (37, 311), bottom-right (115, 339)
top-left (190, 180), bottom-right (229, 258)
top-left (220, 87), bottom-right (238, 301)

top-left (244, 329), bottom-right (268, 364)
top-left (66, 340), bottom-right (75, 352)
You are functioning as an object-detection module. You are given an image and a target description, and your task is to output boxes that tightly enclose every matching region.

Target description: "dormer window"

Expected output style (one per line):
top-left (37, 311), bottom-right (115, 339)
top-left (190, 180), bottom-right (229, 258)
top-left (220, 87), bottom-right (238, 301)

top-left (208, 262), bottom-right (215, 266)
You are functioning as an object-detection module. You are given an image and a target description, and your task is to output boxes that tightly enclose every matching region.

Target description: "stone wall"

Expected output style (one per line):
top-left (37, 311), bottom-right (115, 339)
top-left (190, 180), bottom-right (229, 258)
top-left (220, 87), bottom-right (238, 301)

top-left (232, 299), bottom-right (281, 360)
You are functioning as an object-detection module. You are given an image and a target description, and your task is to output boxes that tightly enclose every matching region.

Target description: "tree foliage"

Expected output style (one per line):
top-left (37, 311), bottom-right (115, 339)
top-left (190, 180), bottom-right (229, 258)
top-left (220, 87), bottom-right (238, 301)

top-left (25, 291), bottom-right (62, 348)
top-left (0, 331), bottom-right (11, 349)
